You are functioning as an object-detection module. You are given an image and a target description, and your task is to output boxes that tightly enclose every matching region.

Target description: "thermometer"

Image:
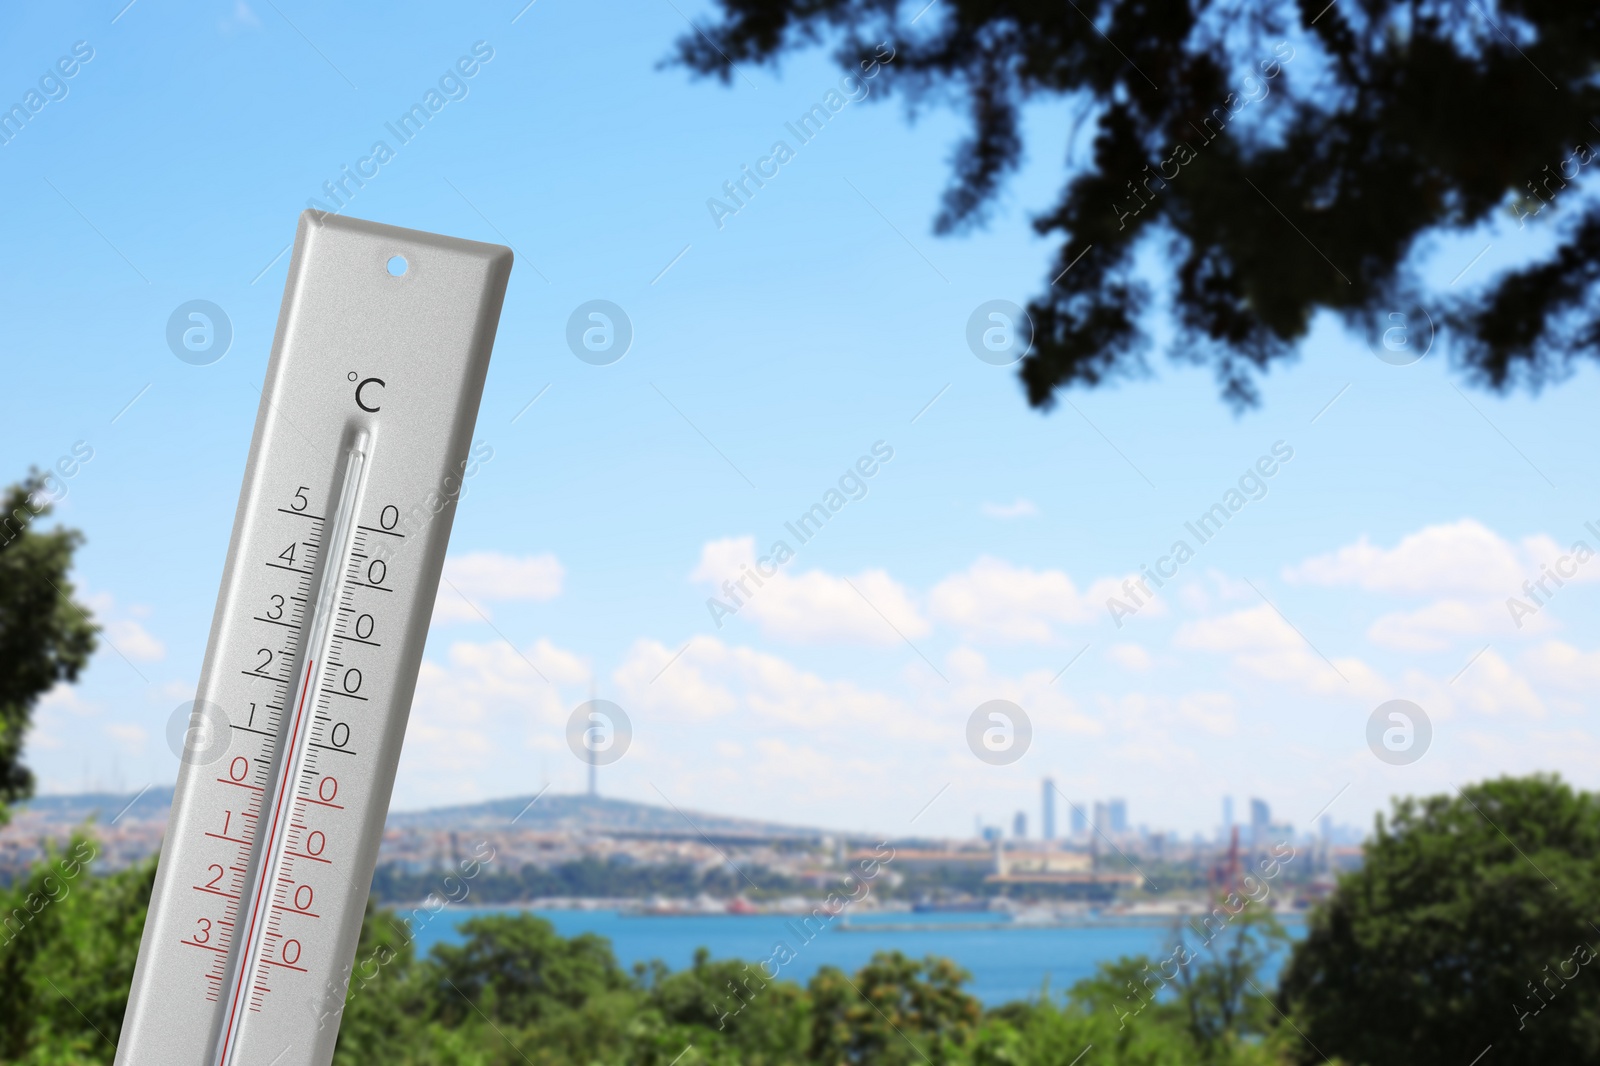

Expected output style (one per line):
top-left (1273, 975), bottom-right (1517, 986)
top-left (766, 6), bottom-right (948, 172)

top-left (117, 212), bottom-right (512, 1065)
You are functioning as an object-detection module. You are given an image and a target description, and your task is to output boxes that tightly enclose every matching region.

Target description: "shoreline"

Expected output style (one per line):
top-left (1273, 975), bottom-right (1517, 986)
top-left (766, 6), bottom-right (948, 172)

top-left (378, 899), bottom-right (1312, 930)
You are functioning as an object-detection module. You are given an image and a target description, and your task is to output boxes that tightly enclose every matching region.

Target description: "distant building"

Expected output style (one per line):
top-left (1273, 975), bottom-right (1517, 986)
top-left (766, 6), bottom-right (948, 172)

top-left (1222, 795), bottom-right (1234, 836)
top-left (1108, 799), bottom-right (1128, 834)
top-left (1250, 798), bottom-right (1271, 851)
top-left (1041, 778), bottom-right (1057, 840)
top-left (988, 845), bottom-right (1140, 888)
top-left (1013, 811), bottom-right (1027, 838)
top-left (1093, 801), bottom-right (1110, 833)
top-left (999, 849), bottom-right (1092, 875)
top-left (1070, 804), bottom-right (1087, 836)
top-left (873, 848), bottom-right (995, 873)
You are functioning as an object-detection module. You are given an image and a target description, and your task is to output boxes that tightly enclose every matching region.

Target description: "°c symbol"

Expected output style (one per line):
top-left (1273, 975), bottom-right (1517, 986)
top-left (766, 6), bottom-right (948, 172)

top-left (356, 376), bottom-right (385, 413)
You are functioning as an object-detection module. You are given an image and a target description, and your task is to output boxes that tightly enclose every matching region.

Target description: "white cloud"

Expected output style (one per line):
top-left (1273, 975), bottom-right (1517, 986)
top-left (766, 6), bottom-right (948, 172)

top-left (928, 557), bottom-right (1134, 641)
top-left (1453, 648), bottom-right (1545, 718)
top-left (616, 634), bottom-right (925, 734)
top-left (928, 645), bottom-right (1102, 745)
top-left (77, 589), bottom-right (165, 660)
top-left (432, 592), bottom-right (481, 624)
top-left (1365, 599), bottom-right (1504, 652)
top-left (1176, 604), bottom-right (1301, 654)
top-left (1172, 571), bottom-right (1253, 617)
top-left (106, 619), bottom-right (165, 662)
top-left (433, 551), bottom-right (564, 623)
top-left (399, 637), bottom-right (587, 806)
top-left (613, 636), bottom-right (1104, 811)
top-left (603, 636), bottom-right (1105, 829)
top-left (691, 537), bottom-right (927, 644)
top-left (691, 543), bottom-right (1151, 644)
top-left (26, 685), bottom-right (97, 753)
top-left (1205, 570), bottom-right (1257, 602)
top-left (1522, 640), bottom-right (1600, 691)
top-left (157, 679), bottom-right (194, 702)
top-left (1520, 534), bottom-right (1600, 584)
top-left (1080, 691), bottom-right (1217, 769)
top-left (105, 722), bottom-right (147, 754)
top-left (1106, 643), bottom-right (1154, 671)
top-left (981, 498), bottom-right (1038, 519)
top-left (1178, 692), bottom-right (1238, 736)
top-left (1283, 519), bottom-right (1523, 596)
top-left (39, 683), bottom-right (98, 717)
top-left (1283, 521), bottom-right (1600, 650)
top-left (1177, 582), bottom-right (1210, 613)
top-left (24, 681), bottom-right (98, 755)
top-left (1176, 604), bottom-right (1385, 698)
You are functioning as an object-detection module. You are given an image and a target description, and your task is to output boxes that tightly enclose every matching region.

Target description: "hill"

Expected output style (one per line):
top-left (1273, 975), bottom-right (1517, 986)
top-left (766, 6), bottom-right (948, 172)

top-left (9, 787), bottom-right (831, 840)
top-left (384, 791), bottom-right (828, 839)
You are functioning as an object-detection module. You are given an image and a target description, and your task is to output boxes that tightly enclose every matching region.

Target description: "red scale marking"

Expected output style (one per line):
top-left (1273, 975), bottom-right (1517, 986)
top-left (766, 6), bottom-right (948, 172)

top-left (216, 656), bottom-right (317, 1062)
top-left (178, 513), bottom-right (372, 1045)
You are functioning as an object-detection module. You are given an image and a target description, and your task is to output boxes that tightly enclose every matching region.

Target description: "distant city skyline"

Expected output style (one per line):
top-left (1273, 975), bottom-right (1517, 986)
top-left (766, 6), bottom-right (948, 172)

top-left (4, 783), bottom-right (1371, 878)
top-left (984, 781), bottom-right (1364, 847)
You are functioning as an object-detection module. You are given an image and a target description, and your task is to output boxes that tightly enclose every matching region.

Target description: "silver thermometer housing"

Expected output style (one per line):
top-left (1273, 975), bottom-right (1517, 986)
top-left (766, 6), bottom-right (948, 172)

top-left (117, 213), bottom-right (512, 1066)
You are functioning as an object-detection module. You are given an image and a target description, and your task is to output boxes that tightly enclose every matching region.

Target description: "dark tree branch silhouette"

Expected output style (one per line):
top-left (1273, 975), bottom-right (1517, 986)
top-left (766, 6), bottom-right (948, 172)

top-left (673, 0), bottom-right (1600, 408)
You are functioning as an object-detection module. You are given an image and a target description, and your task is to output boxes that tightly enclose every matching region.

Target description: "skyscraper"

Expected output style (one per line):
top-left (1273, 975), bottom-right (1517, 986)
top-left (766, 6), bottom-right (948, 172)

top-left (1042, 777), bottom-right (1057, 840)
top-left (1093, 801), bottom-right (1110, 833)
top-left (1013, 811), bottom-right (1027, 838)
top-left (1070, 804), bottom-right (1087, 836)
top-left (1222, 795), bottom-right (1234, 832)
top-left (1108, 798), bottom-right (1128, 834)
top-left (1250, 798), bottom-right (1270, 850)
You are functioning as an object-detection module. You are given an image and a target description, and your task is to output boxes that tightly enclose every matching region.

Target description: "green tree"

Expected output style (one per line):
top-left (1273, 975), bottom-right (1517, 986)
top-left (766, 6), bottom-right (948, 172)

top-left (675, 0), bottom-right (1600, 408)
top-left (808, 951), bottom-right (981, 1065)
top-left (1168, 907), bottom-right (1292, 1058)
top-left (643, 946), bottom-right (810, 1065)
top-left (1279, 774), bottom-right (1600, 1065)
top-left (0, 474), bottom-right (97, 821)
top-left (1058, 907), bottom-right (1296, 1066)
top-left (0, 840), bottom-right (153, 1065)
top-left (330, 900), bottom-right (426, 1066)
top-left (426, 913), bottom-right (634, 1027)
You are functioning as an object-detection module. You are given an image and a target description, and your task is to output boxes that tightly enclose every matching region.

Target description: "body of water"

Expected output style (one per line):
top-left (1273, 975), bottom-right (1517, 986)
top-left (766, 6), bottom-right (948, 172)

top-left (406, 907), bottom-right (1305, 1005)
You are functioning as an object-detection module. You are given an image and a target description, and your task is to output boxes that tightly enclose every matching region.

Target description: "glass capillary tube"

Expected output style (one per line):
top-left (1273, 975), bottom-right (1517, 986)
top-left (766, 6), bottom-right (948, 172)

top-left (213, 430), bottom-right (371, 1066)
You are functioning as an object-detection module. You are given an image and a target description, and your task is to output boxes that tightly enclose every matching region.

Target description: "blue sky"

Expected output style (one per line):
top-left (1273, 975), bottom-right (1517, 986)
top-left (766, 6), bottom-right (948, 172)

top-left (4, 0), bottom-right (1598, 840)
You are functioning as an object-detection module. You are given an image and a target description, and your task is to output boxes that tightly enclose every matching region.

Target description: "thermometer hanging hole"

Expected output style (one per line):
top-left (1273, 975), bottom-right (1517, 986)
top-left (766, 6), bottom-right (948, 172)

top-left (386, 255), bottom-right (408, 277)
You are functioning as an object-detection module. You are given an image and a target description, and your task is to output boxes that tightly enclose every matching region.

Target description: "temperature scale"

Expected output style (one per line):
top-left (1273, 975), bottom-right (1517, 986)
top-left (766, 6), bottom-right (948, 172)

top-left (116, 212), bottom-right (513, 1065)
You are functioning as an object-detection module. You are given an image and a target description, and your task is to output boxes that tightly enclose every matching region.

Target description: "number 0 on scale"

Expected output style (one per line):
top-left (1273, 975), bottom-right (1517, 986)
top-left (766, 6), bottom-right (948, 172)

top-left (116, 213), bottom-right (512, 1066)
